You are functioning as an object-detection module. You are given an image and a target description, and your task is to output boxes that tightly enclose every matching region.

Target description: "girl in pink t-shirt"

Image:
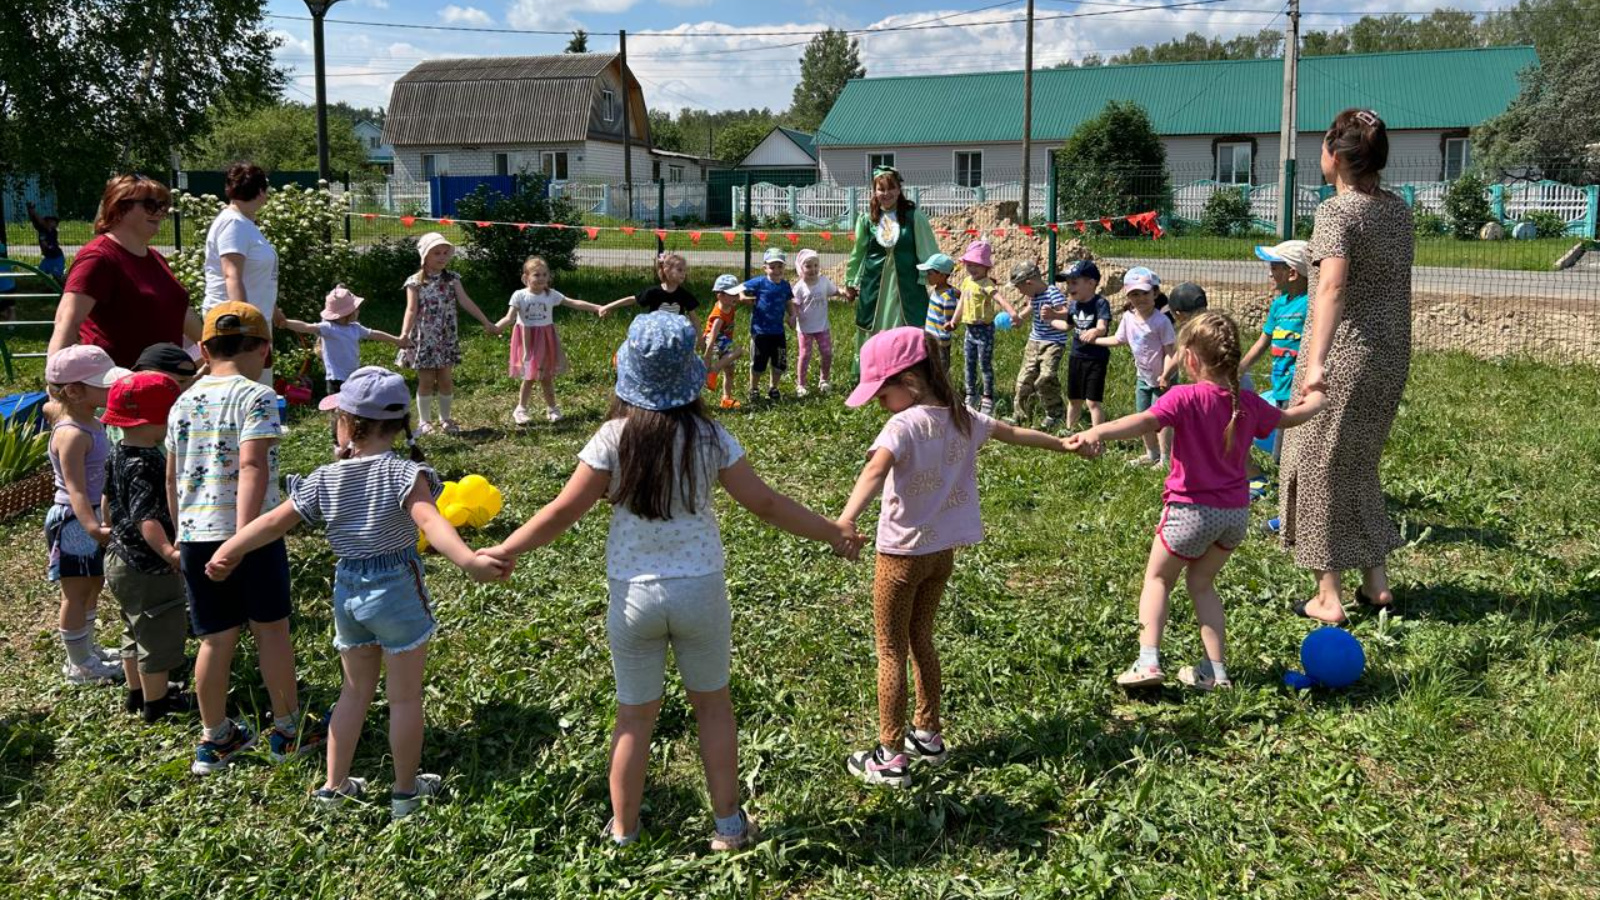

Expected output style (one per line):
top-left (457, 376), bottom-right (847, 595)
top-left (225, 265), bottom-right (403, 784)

top-left (839, 327), bottom-right (1075, 788)
top-left (1071, 312), bottom-right (1324, 691)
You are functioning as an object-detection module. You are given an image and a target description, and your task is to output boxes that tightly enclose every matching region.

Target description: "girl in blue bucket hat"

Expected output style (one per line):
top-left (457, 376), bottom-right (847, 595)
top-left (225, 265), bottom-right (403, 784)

top-left (483, 311), bottom-right (863, 852)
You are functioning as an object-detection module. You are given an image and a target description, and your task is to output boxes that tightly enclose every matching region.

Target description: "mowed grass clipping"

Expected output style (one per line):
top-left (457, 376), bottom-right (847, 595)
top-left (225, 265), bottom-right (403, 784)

top-left (1, 268), bottom-right (1598, 898)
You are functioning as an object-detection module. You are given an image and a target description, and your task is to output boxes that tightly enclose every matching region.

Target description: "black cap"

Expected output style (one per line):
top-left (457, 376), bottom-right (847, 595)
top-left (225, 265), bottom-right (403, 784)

top-left (1167, 282), bottom-right (1209, 314)
top-left (133, 342), bottom-right (199, 378)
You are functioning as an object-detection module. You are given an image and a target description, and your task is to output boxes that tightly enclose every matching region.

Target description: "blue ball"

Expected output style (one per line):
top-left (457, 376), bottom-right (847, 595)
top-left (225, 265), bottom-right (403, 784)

top-left (995, 311), bottom-right (1013, 331)
top-left (1300, 627), bottom-right (1365, 689)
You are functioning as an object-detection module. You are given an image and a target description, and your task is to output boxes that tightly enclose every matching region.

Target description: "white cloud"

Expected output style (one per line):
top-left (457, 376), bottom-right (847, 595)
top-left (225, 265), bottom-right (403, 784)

top-left (505, 0), bottom-right (637, 31)
top-left (440, 5), bottom-right (493, 26)
top-left (350, 0), bottom-right (390, 8)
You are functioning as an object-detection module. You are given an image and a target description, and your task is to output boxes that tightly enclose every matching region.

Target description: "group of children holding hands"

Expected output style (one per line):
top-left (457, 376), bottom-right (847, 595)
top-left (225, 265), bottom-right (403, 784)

top-left (38, 227), bottom-right (1318, 848)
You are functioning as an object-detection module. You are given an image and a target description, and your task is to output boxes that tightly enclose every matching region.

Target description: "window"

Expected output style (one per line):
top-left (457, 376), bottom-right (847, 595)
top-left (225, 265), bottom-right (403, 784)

top-left (369, 136), bottom-right (380, 150)
top-left (421, 153), bottom-right (448, 178)
top-left (867, 152), bottom-right (895, 177)
top-left (1215, 142), bottom-right (1252, 184)
top-left (669, 165), bottom-right (684, 183)
top-left (652, 160), bottom-right (661, 182)
top-left (494, 153), bottom-right (512, 177)
top-left (540, 151), bottom-right (569, 181)
top-left (1444, 138), bottom-right (1471, 181)
top-left (954, 151), bottom-right (983, 187)
top-left (602, 89), bottom-right (616, 123)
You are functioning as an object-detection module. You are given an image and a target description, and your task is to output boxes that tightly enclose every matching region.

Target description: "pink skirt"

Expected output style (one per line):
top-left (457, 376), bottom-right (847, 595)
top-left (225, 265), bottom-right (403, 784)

top-left (509, 323), bottom-right (569, 380)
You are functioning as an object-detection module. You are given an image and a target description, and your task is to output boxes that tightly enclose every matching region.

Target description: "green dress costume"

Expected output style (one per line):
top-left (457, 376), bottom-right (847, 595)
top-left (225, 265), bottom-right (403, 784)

top-left (845, 205), bottom-right (939, 374)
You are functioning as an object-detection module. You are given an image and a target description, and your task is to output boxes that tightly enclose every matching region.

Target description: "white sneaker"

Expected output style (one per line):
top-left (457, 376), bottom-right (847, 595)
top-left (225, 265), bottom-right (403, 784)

top-left (512, 406), bottom-right (531, 425)
top-left (818, 380), bottom-right (831, 393)
top-left (546, 407), bottom-right (561, 423)
top-left (1126, 454), bottom-right (1159, 468)
top-left (796, 384), bottom-right (810, 397)
top-left (62, 656), bottom-right (124, 685)
top-left (439, 420), bottom-right (461, 435)
top-left (414, 422), bottom-right (434, 437)
top-left (95, 644), bottom-right (122, 664)
top-left (391, 773), bottom-right (443, 819)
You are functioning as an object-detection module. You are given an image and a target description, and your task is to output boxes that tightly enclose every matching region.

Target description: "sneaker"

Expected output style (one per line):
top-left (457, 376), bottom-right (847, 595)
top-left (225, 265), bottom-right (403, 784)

top-left (1178, 663), bottom-right (1233, 692)
top-left (62, 655), bottom-right (124, 685)
top-left (311, 776), bottom-right (368, 809)
top-left (1116, 661), bottom-right (1165, 689)
top-left (546, 407), bottom-right (561, 423)
top-left (392, 773), bottom-right (443, 820)
top-left (1263, 517), bottom-right (1282, 535)
top-left (95, 644), bottom-right (122, 664)
top-left (1126, 454), bottom-right (1159, 468)
top-left (847, 745), bottom-right (912, 788)
top-left (902, 730), bottom-right (950, 768)
top-left (142, 690), bottom-right (196, 724)
top-left (269, 712), bottom-right (330, 763)
top-left (719, 396), bottom-right (741, 410)
top-left (512, 406), bottom-right (531, 425)
top-left (191, 720), bottom-right (257, 775)
top-left (818, 380), bottom-right (832, 394)
top-left (749, 390), bottom-right (761, 405)
top-left (1249, 476), bottom-right (1270, 502)
top-left (980, 398), bottom-right (995, 415)
top-left (796, 384), bottom-right (810, 398)
top-left (709, 810), bottom-right (760, 852)
top-left (601, 815), bottom-right (640, 847)
top-left (1039, 416), bottom-right (1063, 433)
top-left (439, 419), bottom-right (461, 435)
top-left (767, 387), bottom-right (780, 401)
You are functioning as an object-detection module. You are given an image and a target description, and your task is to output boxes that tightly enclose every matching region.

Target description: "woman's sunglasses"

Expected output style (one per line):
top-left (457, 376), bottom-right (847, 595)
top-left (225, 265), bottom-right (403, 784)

top-left (118, 197), bottom-right (171, 215)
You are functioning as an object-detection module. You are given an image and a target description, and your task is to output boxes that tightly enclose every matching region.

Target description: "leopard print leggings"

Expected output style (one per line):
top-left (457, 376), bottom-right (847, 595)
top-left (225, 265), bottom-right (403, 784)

top-left (872, 550), bottom-right (954, 748)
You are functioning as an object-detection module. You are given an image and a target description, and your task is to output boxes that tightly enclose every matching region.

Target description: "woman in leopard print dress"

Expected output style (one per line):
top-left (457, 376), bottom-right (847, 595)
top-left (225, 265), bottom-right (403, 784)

top-left (1280, 109), bottom-right (1413, 624)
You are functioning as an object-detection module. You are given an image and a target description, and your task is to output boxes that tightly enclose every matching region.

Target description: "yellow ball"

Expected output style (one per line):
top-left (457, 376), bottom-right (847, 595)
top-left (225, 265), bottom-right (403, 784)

top-left (442, 503), bottom-right (470, 527)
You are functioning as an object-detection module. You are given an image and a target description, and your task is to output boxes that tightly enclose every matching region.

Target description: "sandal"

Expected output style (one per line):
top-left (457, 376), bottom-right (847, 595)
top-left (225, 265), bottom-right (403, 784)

top-left (1290, 597), bottom-right (1345, 624)
top-left (1355, 588), bottom-right (1396, 610)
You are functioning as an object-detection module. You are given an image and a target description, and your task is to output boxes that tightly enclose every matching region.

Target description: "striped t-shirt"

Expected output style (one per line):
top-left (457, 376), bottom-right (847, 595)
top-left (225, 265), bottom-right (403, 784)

top-left (925, 286), bottom-right (960, 344)
top-left (1028, 285), bottom-right (1072, 344)
top-left (289, 454), bottom-right (442, 559)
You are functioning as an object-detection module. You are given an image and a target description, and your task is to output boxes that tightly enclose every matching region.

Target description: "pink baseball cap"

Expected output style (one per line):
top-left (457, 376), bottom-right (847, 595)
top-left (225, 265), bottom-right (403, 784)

top-left (846, 327), bottom-right (928, 408)
top-left (45, 345), bottom-right (130, 388)
top-left (321, 284), bottom-right (366, 320)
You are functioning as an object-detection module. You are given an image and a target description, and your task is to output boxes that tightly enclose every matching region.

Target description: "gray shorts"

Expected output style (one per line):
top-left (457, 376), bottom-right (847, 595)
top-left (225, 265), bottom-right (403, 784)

top-left (607, 573), bottom-right (731, 704)
top-left (107, 554), bottom-right (189, 674)
top-left (1158, 502), bottom-right (1250, 560)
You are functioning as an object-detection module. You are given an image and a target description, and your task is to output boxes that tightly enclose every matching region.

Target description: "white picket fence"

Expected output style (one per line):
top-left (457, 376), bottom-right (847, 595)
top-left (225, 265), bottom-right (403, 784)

top-left (1176, 178), bottom-right (1594, 232)
top-left (734, 181), bottom-right (1050, 228)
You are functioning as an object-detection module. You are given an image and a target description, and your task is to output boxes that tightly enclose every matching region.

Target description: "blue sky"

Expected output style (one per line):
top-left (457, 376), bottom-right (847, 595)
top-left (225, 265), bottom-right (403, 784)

top-left (265, 0), bottom-right (1474, 115)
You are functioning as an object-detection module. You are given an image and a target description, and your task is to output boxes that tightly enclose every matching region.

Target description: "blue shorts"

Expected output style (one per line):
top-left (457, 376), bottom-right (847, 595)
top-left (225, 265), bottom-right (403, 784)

top-left (39, 255), bottom-right (66, 281)
top-left (332, 548), bottom-right (436, 654)
top-left (181, 539), bottom-right (292, 635)
top-left (44, 504), bottom-right (105, 581)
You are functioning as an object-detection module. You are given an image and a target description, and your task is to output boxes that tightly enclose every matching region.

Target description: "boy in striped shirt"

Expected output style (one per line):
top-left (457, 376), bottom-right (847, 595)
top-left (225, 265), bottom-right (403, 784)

top-left (919, 253), bottom-right (961, 373)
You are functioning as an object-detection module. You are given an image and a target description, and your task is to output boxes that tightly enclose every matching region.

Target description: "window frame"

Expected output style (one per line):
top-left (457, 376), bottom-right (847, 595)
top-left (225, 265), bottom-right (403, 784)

top-left (421, 153), bottom-right (449, 178)
top-left (540, 151), bottom-right (569, 182)
top-left (669, 165), bottom-right (684, 183)
top-left (494, 152), bottom-right (512, 177)
top-left (601, 89), bottom-right (617, 123)
top-left (1215, 141), bottom-right (1253, 185)
top-left (953, 150), bottom-right (983, 188)
top-left (866, 152), bottom-right (896, 179)
top-left (1443, 137), bottom-right (1471, 181)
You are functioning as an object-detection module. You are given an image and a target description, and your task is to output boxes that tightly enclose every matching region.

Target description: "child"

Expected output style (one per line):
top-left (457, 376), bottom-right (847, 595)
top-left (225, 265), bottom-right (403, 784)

top-left (791, 249), bottom-right (837, 396)
top-left (26, 201), bottom-right (66, 284)
top-left (601, 251), bottom-right (699, 329)
top-left (918, 253), bottom-right (961, 372)
top-left (281, 285), bottom-right (408, 397)
top-left (1062, 259), bottom-right (1113, 432)
top-left (43, 345), bottom-right (130, 684)
top-left (1069, 312), bottom-right (1325, 691)
top-left (744, 247), bottom-right (793, 403)
top-left (397, 233), bottom-right (501, 436)
top-left (493, 257), bottom-right (604, 425)
top-left (1093, 266), bottom-right (1177, 468)
top-left (702, 274), bottom-right (746, 410)
top-left (169, 302), bottom-right (325, 774)
top-left (133, 342), bottom-right (200, 389)
top-left (1240, 241), bottom-right (1310, 428)
top-left (102, 371), bottom-right (195, 720)
top-left (481, 312), bottom-right (859, 850)
top-left (1157, 282), bottom-right (1209, 389)
top-left (956, 241), bottom-right (1015, 414)
top-left (839, 327), bottom-right (1076, 787)
top-left (205, 367), bottom-right (509, 818)
top-left (1006, 261), bottom-right (1072, 432)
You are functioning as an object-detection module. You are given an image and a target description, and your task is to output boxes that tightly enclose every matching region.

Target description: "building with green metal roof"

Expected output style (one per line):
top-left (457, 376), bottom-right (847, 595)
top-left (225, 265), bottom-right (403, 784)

top-left (812, 46), bottom-right (1537, 188)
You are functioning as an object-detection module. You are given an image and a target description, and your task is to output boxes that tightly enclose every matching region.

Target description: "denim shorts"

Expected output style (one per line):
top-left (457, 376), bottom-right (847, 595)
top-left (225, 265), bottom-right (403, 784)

top-left (44, 503), bottom-right (105, 582)
top-left (1135, 378), bottom-right (1166, 413)
top-left (332, 548), bottom-right (436, 653)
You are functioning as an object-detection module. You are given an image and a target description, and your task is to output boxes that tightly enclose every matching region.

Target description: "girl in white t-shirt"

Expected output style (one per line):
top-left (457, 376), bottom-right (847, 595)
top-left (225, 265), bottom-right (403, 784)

top-left (483, 312), bottom-right (861, 852)
top-left (791, 248), bottom-right (838, 396)
top-left (493, 256), bottom-right (603, 426)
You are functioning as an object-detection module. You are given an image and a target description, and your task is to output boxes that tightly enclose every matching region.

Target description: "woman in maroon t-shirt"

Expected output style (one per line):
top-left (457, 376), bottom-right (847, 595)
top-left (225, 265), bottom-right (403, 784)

top-left (49, 175), bottom-right (202, 368)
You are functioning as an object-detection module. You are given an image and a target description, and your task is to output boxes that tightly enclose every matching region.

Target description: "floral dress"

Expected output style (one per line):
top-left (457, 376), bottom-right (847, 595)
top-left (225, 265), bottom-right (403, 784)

top-left (397, 270), bottom-right (461, 370)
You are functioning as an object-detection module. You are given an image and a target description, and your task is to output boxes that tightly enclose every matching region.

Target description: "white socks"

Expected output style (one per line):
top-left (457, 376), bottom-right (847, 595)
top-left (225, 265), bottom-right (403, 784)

top-left (416, 393), bottom-right (435, 422)
top-left (60, 624), bottom-right (94, 666)
top-left (437, 394), bottom-right (453, 421)
top-left (1136, 645), bottom-right (1161, 669)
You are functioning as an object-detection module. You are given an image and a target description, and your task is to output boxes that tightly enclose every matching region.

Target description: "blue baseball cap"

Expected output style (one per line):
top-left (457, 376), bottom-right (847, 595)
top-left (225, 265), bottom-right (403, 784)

top-left (615, 312), bottom-right (707, 412)
top-left (319, 366), bottom-right (411, 419)
top-left (713, 274), bottom-right (743, 295)
top-left (1059, 259), bottom-right (1101, 282)
top-left (916, 252), bottom-right (956, 275)
top-left (763, 247), bottom-right (787, 264)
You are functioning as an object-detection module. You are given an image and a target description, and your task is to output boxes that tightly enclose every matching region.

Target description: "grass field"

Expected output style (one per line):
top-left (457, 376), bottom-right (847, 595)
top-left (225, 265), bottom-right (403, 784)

top-left (2, 269), bottom-right (1598, 898)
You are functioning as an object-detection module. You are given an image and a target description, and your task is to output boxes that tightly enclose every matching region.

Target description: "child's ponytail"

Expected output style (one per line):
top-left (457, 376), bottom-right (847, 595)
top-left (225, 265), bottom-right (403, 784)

top-left (403, 421), bottom-right (426, 463)
top-left (1176, 311), bottom-right (1244, 453)
top-left (334, 410), bottom-right (427, 463)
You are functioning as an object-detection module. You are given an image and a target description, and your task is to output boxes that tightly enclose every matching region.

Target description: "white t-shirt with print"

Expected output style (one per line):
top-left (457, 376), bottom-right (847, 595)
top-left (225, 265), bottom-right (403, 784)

top-left (793, 276), bottom-right (836, 334)
top-left (509, 289), bottom-right (565, 327)
top-left (165, 374), bottom-right (282, 543)
top-left (578, 417), bottom-right (744, 582)
top-left (202, 207), bottom-right (280, 321)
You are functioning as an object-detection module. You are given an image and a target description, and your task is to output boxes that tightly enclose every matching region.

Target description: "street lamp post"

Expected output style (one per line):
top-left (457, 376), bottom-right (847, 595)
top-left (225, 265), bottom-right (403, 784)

top-left (305, 0), bottom-right (343, 183)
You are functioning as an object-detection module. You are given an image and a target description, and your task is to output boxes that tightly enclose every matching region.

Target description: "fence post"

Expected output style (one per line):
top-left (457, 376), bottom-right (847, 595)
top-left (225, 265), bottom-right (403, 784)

top-left (600, 184), bottom-right (611, 217)
top-left (1489, 183), bottom-right (1506, 223)
top-left (975, 185), bottom-right (987, 205)
top-left (1278, 159), bottom-right (1297, 240)
top-left (656, 180), bottom-right (666, 255)
top-left (743, 171), bottom-right (753, 280)
top-left (1584, 185), bottom-right (1599, 240)
top-left (1046, 153), bottom-right (1057, 279)
top-left (1401, 184), bottom-right (1416, 208)
top-left (846, 187), bottom-right (858, 229)
top-left (787, 185), bottom-right (798, 222)
top-left (909, 186), bottom-right (921, 206)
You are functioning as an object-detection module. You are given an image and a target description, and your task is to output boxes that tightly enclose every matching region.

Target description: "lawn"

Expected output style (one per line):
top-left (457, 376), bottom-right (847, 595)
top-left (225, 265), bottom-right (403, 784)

top-left (1078, 233), bottom-right (1582, 271)
top-left (1, 270), bottom-right (1598, 897)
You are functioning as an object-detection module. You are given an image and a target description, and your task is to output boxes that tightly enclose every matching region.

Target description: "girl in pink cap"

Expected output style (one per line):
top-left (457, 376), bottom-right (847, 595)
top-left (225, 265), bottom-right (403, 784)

top-left (791, 248), bottom-right (838, 396)
top-left (955, 240), bottom-right (1015, 414)
top-left (837, 327), bottom-right (1076, 788)
top-left (281, 284), bottom-right (410, 398)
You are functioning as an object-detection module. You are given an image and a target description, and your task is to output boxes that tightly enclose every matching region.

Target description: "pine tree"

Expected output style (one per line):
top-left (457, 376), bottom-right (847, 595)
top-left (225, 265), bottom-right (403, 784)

top-left (788, 29), bottom-right (865, 134)
top-left (565, 29), bottom-right (588, 53)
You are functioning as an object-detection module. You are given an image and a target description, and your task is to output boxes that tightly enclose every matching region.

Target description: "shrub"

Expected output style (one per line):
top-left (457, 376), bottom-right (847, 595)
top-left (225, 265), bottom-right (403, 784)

top-left (1522, 209), bottom-right (1568, 239)
top-left (1054, 100), bottom-right (1172, 234)
top-left (1294, 215), bottom-right (1315, 239)
top-left (1412, 210), bottom-right (1448, 237)
top-left (1443, 173), bottom-right (1494, 240)
top-left (760, 211), bottom-right (796, 230)
top-left (454, 176), bottom-right (584, 295)
top-left (343, 235), bottom-right (420, 308)
top-left (1200, 186), bottom-right (1253, 236)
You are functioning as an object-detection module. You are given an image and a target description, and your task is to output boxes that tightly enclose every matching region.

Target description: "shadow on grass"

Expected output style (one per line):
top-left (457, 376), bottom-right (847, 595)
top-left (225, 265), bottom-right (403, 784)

top-left (1394, 580), bottom-right (1600, 640)
top-left (431, 698), bottom-right (563, 783)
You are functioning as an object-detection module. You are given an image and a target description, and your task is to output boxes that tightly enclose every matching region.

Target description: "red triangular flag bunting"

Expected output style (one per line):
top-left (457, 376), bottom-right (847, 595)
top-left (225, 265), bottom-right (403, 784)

top-left (1075, 221), bottom-right (1087, 234)
top-left (689, 231), bottom-right (703, 244)
top-left (515, 223), bottom-right (529, 232)
top-left (584, 226), bottom-right (600, 240)
top-left (820, 231), bottom-right (833, 241)
top-left (438, 217), bottom-right (454, 226)
top-left (936, 228), bottom-right (951, 238)
top-left (361, 213), bottom-right (376, 221)
top-left (474, 221), bottom-right (491, 229)
top-left (1100, 218), bottom-right (1114, 232)
top-left (1020, 225), bottom-right (1034, 237)
top-left (654, 229), bottom-right (668, 242)
top-left (722, 231), bottom-right (736, 244)
top-left (964, 228), bottom-right (979, 237)
top-left (1048, 222), bottom-right (1059, 233)
top-left (754, 231), bottom-right (768, 244)
top-left (620, 226), bottom-right (635, 236)
top-left (786, 232), bottom-right (800, 246)
top-left (400, 216), bottom-right (416, 228)
top-left (992, 228), bottom-right (1007, 239)
top-left (550, 223), bottom-right (566, 230)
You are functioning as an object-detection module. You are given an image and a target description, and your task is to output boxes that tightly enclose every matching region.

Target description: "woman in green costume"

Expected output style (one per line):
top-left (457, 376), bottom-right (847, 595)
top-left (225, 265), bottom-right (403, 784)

top-left (843, 167), bottom-right (940, 378)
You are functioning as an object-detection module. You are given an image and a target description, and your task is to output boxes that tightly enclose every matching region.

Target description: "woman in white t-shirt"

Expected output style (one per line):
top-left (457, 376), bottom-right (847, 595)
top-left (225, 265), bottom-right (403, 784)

top-left (203, 163), bottom-right (280, 385)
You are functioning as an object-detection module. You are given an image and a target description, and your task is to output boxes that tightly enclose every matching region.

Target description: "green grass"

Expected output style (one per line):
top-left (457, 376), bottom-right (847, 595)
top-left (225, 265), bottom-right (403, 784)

top-left (2, 272), bottom-right (1599, 897)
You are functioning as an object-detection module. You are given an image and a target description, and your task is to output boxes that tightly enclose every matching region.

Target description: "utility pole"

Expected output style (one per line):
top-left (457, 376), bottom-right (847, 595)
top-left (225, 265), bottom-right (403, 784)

top-left (1020, 0), bottom-right (1035, 223)
top-left (1277, 0), bottom-right (1300, 239)
top-left (305, 0), bottom-right (344, 182)
top-left (620, 30), bottom-right (634, 220)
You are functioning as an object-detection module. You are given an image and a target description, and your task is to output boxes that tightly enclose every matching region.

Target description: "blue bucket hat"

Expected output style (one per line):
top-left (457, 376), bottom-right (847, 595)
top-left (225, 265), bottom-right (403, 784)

top-left (615, 312), bottom-right (707, 411)
top-left (712, 273), bottom-right (743, 295)
top-left (916, 252), bottom-right (956, 275)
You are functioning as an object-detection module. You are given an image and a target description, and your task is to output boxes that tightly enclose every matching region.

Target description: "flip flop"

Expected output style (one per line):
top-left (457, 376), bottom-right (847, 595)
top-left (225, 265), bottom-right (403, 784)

top-left (1355, 588), bottom-right (1396, 610)
top-left (1290, 598), bottom-right (1345, 625)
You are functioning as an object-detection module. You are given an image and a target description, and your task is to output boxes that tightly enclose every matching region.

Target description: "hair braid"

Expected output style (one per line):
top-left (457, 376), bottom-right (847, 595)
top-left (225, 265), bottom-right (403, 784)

top-left (1176, 310), bottom-right (1244, 453)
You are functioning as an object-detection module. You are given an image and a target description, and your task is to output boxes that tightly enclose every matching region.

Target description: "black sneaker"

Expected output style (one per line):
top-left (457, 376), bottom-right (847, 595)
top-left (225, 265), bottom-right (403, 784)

top-left (143, 691), bottom-right (196, 724)
top-left (846, 744), bottom-right (912, 788)
top-left (767, 387), bottom-right (780, 401)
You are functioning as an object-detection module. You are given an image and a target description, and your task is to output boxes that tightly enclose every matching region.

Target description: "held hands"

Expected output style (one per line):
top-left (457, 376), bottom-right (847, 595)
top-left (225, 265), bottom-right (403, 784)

top-left (205, 550), bottom-right (241, 582)
top-left (91, 523), bottom-right (112, 546)
top-left (1301, 362), bottom-right (1326, 396)
top-left (463, 549), bottom-right (514, 582)
top-left (830, 519), bottom-right (866, 561)
top-left (397, 336), bottom-right (415, 349)
top-left (164, 546), bottom-right (182, 571)
top-left (1064, 431), bottom-right (1104, 459)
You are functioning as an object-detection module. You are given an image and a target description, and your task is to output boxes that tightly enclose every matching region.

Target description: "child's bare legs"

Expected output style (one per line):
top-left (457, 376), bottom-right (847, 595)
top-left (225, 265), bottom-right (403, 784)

top-left (609, 699), bottom-right (662, 837)
top-left (385, 644), bottom-right (429, 795)
top-left (58, 576), bottom-right (105, 668)
top-left (517, 379), bottom-right (535, 411)
top-left (1136, 538), bottom-right (1185, 652)
top-left (1159, 426), bottom-right (1174, 463)
top-left (539, 376), bottom-right (557, 411)
top-left (250, 617), bottom-right (299, 721)
top-left (195, 629), bottom-right (241, 731)
top-left (1185, 545), bottom-right (1233, 666)
top-left (325, 645), bottom-right (382, 790)
top-left (1087, 400), bottom-right (1105, 428)
top-left (1066, 399), bottom-right (1083, 429)
top-left (1141, 432), bottom-right (1161, 460)
top-left (686, 686), bottom-right (740, 820)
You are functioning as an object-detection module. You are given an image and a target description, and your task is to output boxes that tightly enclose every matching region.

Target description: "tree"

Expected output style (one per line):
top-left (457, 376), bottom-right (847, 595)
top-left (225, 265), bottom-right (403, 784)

top-left (1443, 171), bottom-right (1494, 239)
top-left (327, 101), bottom-right (386, 129)
top-left (1053, 101), bottom-right (1171, 230)
top-left (1474, 39), bottom-right (1600, 183)
top-left (189, 102), bottom-right (372, 177)
top-left (789, 29), bottom-right (864, 133)
top-left (648, 110), bottom-right (685, 153)
top-left (0, 0), bottom-right (282, 200)
top-left (713, 121), bottom-right (772, 166)
top-left (566, 29), bottom-right (588, 53)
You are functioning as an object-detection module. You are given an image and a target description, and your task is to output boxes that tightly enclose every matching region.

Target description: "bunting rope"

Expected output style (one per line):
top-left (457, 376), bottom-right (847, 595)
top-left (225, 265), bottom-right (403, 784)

top-left (347, 210), bottom-right (1165, 244)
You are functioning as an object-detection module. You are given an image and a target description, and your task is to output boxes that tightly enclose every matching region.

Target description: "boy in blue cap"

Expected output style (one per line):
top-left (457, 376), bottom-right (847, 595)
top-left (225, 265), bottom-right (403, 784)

top-left (1060, 259), bottom-right (1113, 431)
top-left (744, 247), bottom-right (793, 402)
top-left (917, 252), bottom-right (961, 372)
